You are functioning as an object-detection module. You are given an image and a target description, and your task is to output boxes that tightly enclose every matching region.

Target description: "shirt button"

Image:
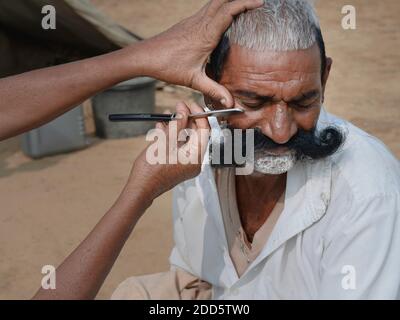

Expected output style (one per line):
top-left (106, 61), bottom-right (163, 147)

top-left (320, 193), bottom-right (328, 205)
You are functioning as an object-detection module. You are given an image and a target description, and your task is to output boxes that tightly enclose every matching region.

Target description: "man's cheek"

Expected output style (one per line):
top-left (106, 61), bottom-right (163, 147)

top-left (226, 107), bottom-right (268, 129)
top-left (226, 116), bottom-right (254, 130)
top-left (294, 107), bottom-right (321, 131)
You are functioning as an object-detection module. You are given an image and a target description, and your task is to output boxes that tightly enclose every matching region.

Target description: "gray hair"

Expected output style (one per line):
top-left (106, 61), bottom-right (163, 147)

top-left (225, 0), bottom-right (320, 51)
top-left (209, 0), bottom-right (326, 80)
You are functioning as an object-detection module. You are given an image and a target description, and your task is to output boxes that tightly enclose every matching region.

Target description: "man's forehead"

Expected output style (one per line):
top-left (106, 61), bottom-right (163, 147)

top-left (220, 43), bottom-right (322, 84)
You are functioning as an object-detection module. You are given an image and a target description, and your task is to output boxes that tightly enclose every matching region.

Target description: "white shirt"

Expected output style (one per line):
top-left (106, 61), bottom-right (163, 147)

top-left (215, 167), bottom-right (285, 277)
top-left (169, 108), bottom-right (400, 300)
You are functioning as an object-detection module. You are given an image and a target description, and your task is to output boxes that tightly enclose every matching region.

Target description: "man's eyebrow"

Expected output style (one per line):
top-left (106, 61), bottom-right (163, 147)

top-left (290, 90), bottom-right (320, 102)
top-left (233, 90), bottom-right (275, 100)
top-left (233, 89), bottom-right (320, 103)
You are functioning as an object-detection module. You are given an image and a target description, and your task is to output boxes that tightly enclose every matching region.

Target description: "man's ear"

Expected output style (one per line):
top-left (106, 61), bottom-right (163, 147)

top-left (322, 57), bottom-right (332, 88)
top-left (321, 57), bottom-right (333, 103)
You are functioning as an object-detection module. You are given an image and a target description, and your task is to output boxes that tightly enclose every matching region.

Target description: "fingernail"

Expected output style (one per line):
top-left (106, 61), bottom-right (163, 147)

top-left (220, 98), bottom-right (227, 106)
top-left (175, 113), bottom-right (183, 120)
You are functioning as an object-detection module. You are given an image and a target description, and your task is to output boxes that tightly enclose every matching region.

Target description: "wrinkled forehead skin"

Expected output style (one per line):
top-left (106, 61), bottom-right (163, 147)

top-left (219, 43), bottom-right (323, 103)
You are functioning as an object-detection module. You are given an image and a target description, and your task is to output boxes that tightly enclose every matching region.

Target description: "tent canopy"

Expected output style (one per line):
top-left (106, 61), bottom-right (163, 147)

top-left (0, 0), bottom-right (141, 77)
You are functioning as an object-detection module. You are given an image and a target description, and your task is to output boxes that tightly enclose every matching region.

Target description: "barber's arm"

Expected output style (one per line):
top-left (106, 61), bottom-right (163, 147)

top-left (33, 101), bottom-right (210, 300)
top-left (0, 0), bottom-right (263, 141)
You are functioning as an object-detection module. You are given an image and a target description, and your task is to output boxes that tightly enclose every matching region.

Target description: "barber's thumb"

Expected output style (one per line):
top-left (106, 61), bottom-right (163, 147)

top-left (194, 75), bottom-right (234, 108)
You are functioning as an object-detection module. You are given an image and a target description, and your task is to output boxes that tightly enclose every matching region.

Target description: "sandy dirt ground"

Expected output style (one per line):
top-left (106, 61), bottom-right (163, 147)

top-left (0, 0), bottom-right (399, 299)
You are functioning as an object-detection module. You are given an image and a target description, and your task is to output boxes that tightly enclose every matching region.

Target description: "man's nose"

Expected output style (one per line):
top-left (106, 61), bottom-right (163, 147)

top-left (259, 103), bottom-right (298, 144)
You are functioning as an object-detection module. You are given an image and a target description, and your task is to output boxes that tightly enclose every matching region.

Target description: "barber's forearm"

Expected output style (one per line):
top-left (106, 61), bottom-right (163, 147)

top-left (0, 42), bottom-right (150, 141)
top-left (33, 183), bottom-right (154, 300)
top-left (0, 0), bottom-right (265, 142)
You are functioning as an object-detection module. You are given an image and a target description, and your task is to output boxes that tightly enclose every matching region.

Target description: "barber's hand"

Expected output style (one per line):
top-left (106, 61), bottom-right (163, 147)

top-left (127, 102), bottom-right (211, 201)
top-left (142, 0), bottom-right (264, 108)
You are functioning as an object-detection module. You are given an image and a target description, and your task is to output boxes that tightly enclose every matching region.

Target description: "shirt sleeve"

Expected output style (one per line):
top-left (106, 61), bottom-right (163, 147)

top-left (318, 193), bottom-right (400, 299)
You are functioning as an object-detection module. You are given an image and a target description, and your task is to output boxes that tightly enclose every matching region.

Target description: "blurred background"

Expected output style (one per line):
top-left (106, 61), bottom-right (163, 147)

top-left (0, 0), bottom-right (399, 299)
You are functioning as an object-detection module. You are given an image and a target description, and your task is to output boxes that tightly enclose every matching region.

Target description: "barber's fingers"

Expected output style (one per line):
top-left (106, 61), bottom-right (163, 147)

top-left (205, 0), bottom-right (230, 15)
top-left (161, 101), bottom-right (211, 137)
top-left (185, 102), bottom-right (211, 157)
top-left (174, 102), bottom-right (191, 133)
top-left (155, 122), bottom-right (164, 130)
top-left (197, 0), bottom-right (229, 20)
top-left (211, 0), bottom-right (264, 31)
top-left (187, 101), bottom-right (211, 131)
top-left (197, 0), bottom-right (214, 17)
top-left (191, 72), bottom-right (234, 108)
top-left (155, 109), bottom-right (173, 131)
